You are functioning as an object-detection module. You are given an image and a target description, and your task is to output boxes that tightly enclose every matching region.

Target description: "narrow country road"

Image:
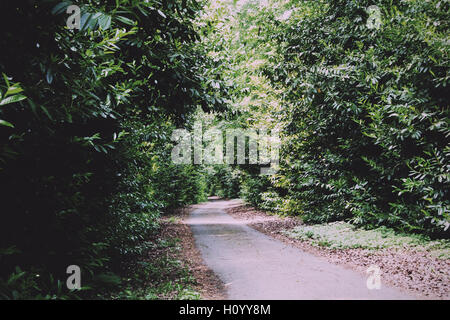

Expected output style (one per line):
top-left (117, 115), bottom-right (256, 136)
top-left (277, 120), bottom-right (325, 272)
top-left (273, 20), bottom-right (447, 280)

top-left (187, 199), bottom-right (415, 300)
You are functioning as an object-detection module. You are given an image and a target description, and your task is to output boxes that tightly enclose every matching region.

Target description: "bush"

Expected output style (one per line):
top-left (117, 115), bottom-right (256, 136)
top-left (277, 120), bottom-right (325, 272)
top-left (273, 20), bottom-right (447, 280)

top-left (0, 0), bottom-right (214, 299)
top-left (205, 165), bottom-right (241, 199)
top-left (266, 0), bottom-right (449, 236)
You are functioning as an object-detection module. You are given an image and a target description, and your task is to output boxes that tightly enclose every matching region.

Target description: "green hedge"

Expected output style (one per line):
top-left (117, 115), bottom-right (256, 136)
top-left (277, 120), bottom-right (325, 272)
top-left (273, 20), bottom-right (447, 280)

top-left (266, 0), bottom-right (449, 236)
top-left (0, 0), bottom-right (214, 299)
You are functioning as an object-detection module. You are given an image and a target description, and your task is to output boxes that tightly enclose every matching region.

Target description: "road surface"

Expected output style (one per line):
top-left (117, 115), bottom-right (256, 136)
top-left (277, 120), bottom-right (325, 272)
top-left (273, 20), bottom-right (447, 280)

top-left (187, 199), bottom-right (414, 300)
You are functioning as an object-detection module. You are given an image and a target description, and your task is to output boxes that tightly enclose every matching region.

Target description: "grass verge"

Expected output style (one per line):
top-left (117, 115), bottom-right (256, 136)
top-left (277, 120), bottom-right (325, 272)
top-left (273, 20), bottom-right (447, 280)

top-left (284, 221), bottom-right (450, 259)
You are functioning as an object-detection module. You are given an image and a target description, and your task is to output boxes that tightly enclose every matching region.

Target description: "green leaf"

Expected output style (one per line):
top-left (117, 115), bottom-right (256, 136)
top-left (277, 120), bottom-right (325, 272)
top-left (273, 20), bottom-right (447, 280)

top-left (116, 16), bottom-right (135, 25)
top-left (157, 10), bottom-right (167, 18)
top-left (4, 86), bottom-right (24, 97)
top-left (0, 119), bottom-right (14, 128)
top-left (2, 73), bottom-right (10, 87)
top-left (39, 105), bottom-right (53, 120)
top-left (51, 1), bottom-right (71, 15)
top-left (0, 94), bottom-right (26, 106)
top-left (80, 13), bottom-right (93, 31)
top-left (98, 14), bottom-right (112, 30)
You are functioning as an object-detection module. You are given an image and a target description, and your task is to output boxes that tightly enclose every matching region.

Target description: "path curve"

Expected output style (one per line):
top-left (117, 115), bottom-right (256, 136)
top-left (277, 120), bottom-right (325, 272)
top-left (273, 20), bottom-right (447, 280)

top-left (187, 199), bottom-right (415, 300)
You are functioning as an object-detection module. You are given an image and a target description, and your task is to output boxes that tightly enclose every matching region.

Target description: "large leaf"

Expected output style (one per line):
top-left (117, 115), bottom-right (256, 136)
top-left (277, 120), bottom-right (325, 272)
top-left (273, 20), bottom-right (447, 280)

top-left (0, 119), bottom-right (14, 128)
top-left (0, 94), bottom-right (26, 106)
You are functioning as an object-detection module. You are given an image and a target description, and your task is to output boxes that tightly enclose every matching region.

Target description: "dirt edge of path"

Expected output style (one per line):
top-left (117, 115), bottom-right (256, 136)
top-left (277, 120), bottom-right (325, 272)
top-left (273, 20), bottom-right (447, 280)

top-left (226, 203), bottom-right (449, 300)
top-left (162, 206), bottom-right (227, 300)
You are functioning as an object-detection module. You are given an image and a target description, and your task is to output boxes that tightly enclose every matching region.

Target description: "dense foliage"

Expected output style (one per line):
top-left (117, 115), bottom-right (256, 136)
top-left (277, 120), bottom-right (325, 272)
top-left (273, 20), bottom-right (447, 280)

top-left (0, 0), bottom-right (213, 299)
top-left (199, 0), bottom-right (448, 237)
top-left (268, 0), bottom-right (449, 236)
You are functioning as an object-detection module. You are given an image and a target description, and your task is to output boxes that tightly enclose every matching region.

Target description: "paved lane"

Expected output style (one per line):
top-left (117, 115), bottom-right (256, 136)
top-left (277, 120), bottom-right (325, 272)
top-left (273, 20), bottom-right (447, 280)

top-left (187, 199), bottom-right (414, 300)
